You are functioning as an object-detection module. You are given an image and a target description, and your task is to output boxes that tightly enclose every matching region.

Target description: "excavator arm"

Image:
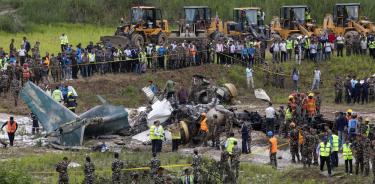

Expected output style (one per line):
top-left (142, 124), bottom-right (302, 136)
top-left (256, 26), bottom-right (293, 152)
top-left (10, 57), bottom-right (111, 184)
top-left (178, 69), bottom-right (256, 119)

top-left (297, 24), bottom-right (312, 37)
top-left (352, 21), bottom-right (368, 35)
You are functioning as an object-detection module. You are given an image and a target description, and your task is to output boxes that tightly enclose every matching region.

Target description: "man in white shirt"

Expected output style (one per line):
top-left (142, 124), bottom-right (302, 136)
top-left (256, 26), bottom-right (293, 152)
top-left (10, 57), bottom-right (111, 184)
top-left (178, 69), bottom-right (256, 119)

top-left (279, 40), bottom-right (287, 62)
top-left (265, 102), bottom-right (276, 133)
top-left (246, 66), bottom-right (254, 89)
top-left (311, 67), bottom-right (321, 90)
top-left (272, 41), bottom-right (280, 62)
top-left (18, 45), bottom-right (27, 65)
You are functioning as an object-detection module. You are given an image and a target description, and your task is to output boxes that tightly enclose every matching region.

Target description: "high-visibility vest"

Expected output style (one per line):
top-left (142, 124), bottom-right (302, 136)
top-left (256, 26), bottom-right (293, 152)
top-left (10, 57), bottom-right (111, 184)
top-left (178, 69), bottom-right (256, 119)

top-left (304, 38), bottom-right (310, 49)
top-left (226, 137), bottom-right (238, 154)
top-left (6, 121), bottom-right (17, 134)
top-left (331, 134), bottom-right (339, 151)
top-left (52, 89), bottom-right (62, 102)
top-left (306, 98), bottom-right (316, 113)
top-left (369, 41), bottom-right (375, 49)
top-left (305, 12), bottom-right (311, 21)
top-left (67, 95), bottom-right (76, 110)
top-left (342, 143), bottom-right (353, 160)
top-left (285, 108), bottom-right (292, 120)
top-left (286, 40), bottom-right (293, 50)
top-left (180, 175), bottom-right (194, 184)
top-left (150, 125), bottom-right (163, 140)
top-left (60, 35), bottom-right (68, 45)
top-left (320, 142), bottom-right (331, 157)
top-left (88, 53), bottom-right (96, 63)
top-left (365, 124), bottom-right (370, 137)
top-left (200, 117), bottom-right (208, 132)
top-left (269, 137), bottom-right (278, 153)
top-left (171, 126), bottom-right (181, 140)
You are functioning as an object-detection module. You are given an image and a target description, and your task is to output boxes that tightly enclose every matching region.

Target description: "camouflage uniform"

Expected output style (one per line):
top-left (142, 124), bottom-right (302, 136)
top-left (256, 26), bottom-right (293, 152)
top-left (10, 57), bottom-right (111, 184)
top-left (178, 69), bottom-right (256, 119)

top-left (209, 122), bottom-right (220, 149)
top-left (112, 158), bottom-right (124, 184)
top-left (0, 72), bottom-right (8, 96)
top-left (230, 147), bottom-right (241, 180)
top-left (311, 129), bottom-right (320, 165)
top-left (84, 161), bottom-right (95, 184)
top-left (352, 138), bottom-right (364, 175)
top-left (225, 113), bottom-right (235, 133)
top-left (153, 174), bottom-right (165, 184)
top-left (302, 131), bottom-right (314, 167)
top-left (289, 128), bottom-right (300, 162)
top-left (371, 140), bottom-right (375, 184)
top-left (10, 79), bottom-right (20, 106)
top-left (363, 137), bottom-right (371, 176)
top-left (56, 160), bottom-right (69, 184)
top-left (220, 151), bottom-right (231, 183)
top-left (150, 157), bottom-right (161, 179)
top-left (192, 154), bottom-right (202, 183)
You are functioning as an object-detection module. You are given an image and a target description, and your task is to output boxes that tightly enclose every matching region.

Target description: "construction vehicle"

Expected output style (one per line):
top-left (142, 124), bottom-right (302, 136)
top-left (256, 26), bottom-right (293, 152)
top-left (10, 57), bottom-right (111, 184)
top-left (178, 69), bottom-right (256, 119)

top-left (100, 6), bottom-right (169, 48)
top-left (167, 6), bottom-right (224, 44)
top-left (224, 7), bottom-right (269, 40)
top-left (271, 5), bottom-right (321, 40)
top-left (323, 3), bottom-right (375, 41)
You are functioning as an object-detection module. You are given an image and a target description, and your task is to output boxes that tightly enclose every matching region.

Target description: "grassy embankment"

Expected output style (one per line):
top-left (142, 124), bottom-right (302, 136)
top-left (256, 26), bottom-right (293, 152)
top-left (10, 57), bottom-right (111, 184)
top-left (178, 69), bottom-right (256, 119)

top-left (0, 149), bottom-right (372, 184)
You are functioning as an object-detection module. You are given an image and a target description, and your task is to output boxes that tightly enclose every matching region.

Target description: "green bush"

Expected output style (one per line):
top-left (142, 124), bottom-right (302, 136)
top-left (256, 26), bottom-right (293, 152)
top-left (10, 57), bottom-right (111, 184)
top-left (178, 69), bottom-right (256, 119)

top-left (0, 161), bottom-right (33, 184)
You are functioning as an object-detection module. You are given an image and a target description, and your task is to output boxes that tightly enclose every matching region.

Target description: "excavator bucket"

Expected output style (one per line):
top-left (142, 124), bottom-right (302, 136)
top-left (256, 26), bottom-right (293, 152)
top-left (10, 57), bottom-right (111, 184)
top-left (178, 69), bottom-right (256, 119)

top-left (100, 35), bottom-right (131, 48)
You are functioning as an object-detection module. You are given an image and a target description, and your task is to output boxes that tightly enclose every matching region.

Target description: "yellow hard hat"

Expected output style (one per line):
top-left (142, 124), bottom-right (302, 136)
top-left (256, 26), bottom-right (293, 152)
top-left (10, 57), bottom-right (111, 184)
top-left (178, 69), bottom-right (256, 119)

top-left (308, 93), bottom-right (314, 97)
top-left (365, 118), bottom-right (370, 122)
top-left (290, 122), bottom-right (296, 128)
top-left (288, 95), bottom-right (294, 100)
top-left (347, 109), bottom-right (353, 113)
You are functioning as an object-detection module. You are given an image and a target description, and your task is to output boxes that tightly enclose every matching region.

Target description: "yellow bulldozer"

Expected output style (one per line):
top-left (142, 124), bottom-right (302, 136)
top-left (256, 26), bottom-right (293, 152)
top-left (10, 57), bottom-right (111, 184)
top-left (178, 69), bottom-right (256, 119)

top-left (271, 5), bottom-right (321, 40)
top-left (101, 6), bottom-right (169, 48)
top-left (167, 6), bottom-right (224, 44)
top-left (323, 3), bottom-right (375, 40)
top-left (223, 7), bottom-right (269, 40)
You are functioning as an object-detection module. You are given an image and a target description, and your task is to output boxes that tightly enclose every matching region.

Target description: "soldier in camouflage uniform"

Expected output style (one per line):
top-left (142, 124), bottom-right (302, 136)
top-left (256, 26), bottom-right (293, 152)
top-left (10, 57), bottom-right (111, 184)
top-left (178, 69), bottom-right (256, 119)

top-left (56, 157), bottom-right (70, 184)
top-left (209, 114), bottom-right (221, 149)
top-left (289, 123), bottom-right (300, 163)
top-left (0, 71), bottom-right (8, 96)
top-left (311, 128), bottom-right (319, 166)
top-left (192, 149), bottom-right (202, 183)
top-left (112, 152), bottom-right (124, 184)
top-left (83, 156), bottom-right (95, 184)
top-left (363, 135), bottom-right (371, 176)
top-left (334, 77), bottom-right (343, 104)
top-left (352, 134), bottom-right (364, 175)
top-left (150, 152), bottom-right (161, 179)
top-left (371, 140), bottom-right (375, 184)
top-left (10, 78), bottom-right (20, 106)
top-left (220, 151), bottom-right (231, 183)
top-left (301, 127), bottom-right (314, 167)
top-left (230, 142), bottom-right (241, 181)
top-left (154, 167), bottom-right (165, 184)
top-left (225, 112), bottom-right (235, 133)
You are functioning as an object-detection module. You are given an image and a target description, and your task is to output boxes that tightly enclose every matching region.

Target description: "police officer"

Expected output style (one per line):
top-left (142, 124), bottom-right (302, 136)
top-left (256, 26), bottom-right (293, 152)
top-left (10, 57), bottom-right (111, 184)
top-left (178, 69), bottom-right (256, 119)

top-left (111, 152), bottom-right (124, 184)
top-left (342, 138), bottom-right (353, 175)
top-left (83, 156), bottom-right (95, 184)
top-left (150, 121), bottom-right (164, 153)
top-left (317, 137), bottom-right (332, 176)
top-left (56, 157), bottom-right (70, 184)
top-left (329, 130), bottom-right (340, 168)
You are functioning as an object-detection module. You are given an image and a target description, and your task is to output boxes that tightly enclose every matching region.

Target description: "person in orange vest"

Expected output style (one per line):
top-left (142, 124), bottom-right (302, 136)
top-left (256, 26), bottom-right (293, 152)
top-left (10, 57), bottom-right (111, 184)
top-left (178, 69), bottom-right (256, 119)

top-left (1, 116), bottom-right (18, 146)
top-left (199, 113), bottom-right (209, 146)
top-left (268, 131), bottom-right (278, 168)
top-left (306, 93), bottom-right (316, 118)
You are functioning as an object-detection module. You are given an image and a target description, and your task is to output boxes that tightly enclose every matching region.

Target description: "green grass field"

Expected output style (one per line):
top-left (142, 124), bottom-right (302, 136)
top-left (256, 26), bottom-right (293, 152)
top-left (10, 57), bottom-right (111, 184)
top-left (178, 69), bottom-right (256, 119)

top-left (0, 23), bottom-right (113, 54)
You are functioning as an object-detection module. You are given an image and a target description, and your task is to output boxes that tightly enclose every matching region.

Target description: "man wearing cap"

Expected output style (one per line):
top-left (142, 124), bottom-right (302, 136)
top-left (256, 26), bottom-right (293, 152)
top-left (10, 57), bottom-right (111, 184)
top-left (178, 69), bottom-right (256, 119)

top-left (316, 137), bottom-right (332, 176)
top-left (268, 131), bottom-right (278, 168)
top-left (360, 118), bottom-right (371, 137)
top-left (1, 116), bottom-right (18, 146)
top-left (289, 122), bottom-right (300, 163)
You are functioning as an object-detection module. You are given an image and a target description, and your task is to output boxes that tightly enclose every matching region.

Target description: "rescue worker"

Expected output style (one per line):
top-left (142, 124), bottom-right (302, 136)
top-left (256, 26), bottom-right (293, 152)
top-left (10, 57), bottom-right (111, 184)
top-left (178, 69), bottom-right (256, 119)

top-left (169, 120), bottom-right (181, 152)
top-left (360, 118), bottom-right (371, 137)
top-left (306, 93), bottom-right (316, 118)
top-left (150, 152), bottom-right (161, 179)
top-left (289, 122), bottom-right (300, 163)
top-left (220, 151), bottom-right (230, 182)
top-left (180, 169), bottom-right (194, 184)
top-left (363, 134), bottom-right (372, 176)
top-left (342, 139), bottom-right (353, 175)
top-left (112, 152), bottom-right (124, 184)
top-left (371, 140), bottom-right (375, 183)
top-left (311, 128), bottom-right (320, 165)
top-left (150, 121), bottom-right (164, 153)
top-left (83, 156), bottom-right (95, 184)
top-left (352, 134), bottom-right (364, 175)
top-left (225, 132), bottom-right (238, 155)
top-left (10, 78), bottom-right (20, 106)
top-left (60, 33), bottom-right (69, 52)
top-left (302, 126), bottom-right (314, 168)
top-left (191, 149), bottom-right (201, 183)
top-left (52, 86), bottom-right (64, 103)
top-left (21, 63), bottom-right (31, 86)
top-left (317, 137), bottom-right (332, 176)
top-left (210, 114), bottom-right (221, 149)
top-left (56, 157), bottom-right (70, 184)
top-left (199, 113), bottom-right (209, 147)
top-left (329, 130), bottom-right (339, 168)
top-left (278, 106), bottom-right (287, 138)
top-left (231, 141), bottom-right (241, 180)
top-left (164, 75), bottom-right (175, 99)
top-left (305, 8), bottom-right (312, 23)
top-left (66, 91), bottom-right (77, 113)
top-left (154, 167), bottom-right (165, 184)
top-left (1, 116), bottom-right (18, 146)
top-left (240, 120), bottom-right (250, 154)
top-left (334, 77), bottom-right (343, 104)
top-left (268, 131), bottom-right (278, 168)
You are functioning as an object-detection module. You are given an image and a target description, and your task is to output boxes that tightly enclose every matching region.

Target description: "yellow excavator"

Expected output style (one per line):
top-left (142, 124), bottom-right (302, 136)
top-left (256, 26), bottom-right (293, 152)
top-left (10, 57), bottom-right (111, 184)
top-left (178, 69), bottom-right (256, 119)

top-left (323, 3), bottom-right (375, 40)
top-left (224, 7), bottom-right (269, 40)
top-left (101, 6), bottom-right (169, 48)
top-left (167, 6), bottom-right (224, 44)
top-left (271, 5), bottom-right (321, 40)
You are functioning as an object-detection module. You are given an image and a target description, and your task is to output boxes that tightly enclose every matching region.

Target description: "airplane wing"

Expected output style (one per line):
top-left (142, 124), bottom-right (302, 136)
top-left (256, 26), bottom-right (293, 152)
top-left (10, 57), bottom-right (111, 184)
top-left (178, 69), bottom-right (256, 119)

top-left (20, 81), bottom-right (79, 133)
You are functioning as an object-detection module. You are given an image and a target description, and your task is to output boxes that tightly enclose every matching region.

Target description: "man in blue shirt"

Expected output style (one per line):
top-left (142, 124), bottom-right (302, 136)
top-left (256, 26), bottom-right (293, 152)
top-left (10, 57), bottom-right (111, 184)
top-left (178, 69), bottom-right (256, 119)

top-left (348, 112), bottom-right (358, 141)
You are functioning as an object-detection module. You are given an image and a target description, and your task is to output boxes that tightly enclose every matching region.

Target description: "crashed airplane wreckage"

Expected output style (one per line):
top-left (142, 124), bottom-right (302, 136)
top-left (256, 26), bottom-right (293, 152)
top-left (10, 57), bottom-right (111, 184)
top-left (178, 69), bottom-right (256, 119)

top-left (20, 81), bottom-right (129, 148)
